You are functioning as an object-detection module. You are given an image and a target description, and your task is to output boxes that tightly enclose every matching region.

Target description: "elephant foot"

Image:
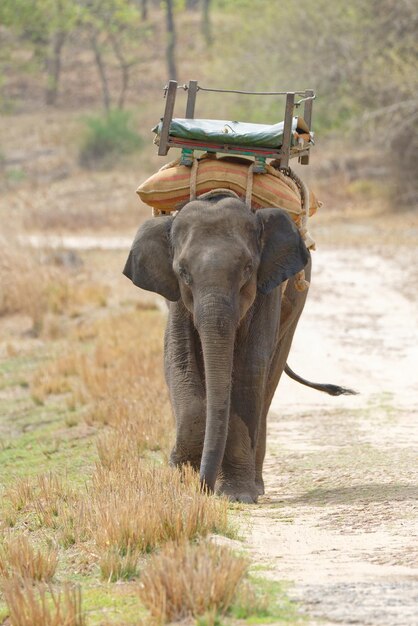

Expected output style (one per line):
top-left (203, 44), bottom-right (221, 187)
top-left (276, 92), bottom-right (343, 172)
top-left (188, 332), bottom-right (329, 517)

top-left (169, 448), bottom-right (201, 472)
top-left (255, 477), bottom-right (265, 496)
top-left (216, 481), bottom-right (259, 504)
top-left (228, 491), bottom-right (258, 504)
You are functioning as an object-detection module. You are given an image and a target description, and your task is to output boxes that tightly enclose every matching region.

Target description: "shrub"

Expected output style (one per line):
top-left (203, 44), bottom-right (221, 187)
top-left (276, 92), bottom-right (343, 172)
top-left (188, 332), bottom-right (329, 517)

top-left (138, 540), bottom-right (248, 623)
top-left (79, 109), bottom-right (142, 169)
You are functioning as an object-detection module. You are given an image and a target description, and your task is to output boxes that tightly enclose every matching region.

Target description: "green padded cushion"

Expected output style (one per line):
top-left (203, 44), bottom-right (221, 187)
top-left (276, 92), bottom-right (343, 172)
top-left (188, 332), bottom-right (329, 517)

top-left (153, 117), bottom-right (311, 148)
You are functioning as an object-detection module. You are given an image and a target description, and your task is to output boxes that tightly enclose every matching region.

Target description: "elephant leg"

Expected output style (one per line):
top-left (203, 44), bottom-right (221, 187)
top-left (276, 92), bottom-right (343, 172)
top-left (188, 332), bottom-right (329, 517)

top-left (218, 291), bottom-right (282, 503)
top-left (255, 259), bottom-right (311, 492)
top-left (254, 314), bottom-right (301, 494)
top-left (165, 303), bottom-right (206, 471)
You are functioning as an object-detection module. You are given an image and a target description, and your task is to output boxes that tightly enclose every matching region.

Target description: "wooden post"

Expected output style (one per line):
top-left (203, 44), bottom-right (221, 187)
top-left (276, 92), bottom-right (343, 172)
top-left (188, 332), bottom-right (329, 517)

top-left (300, 89), bottom-right (314, 165)
top-left (280, 92), bottom-right (295, 169)
top-left (158, 80), bottom-right (177, 156)
top-left (185, 80), bottom-right (198, 118)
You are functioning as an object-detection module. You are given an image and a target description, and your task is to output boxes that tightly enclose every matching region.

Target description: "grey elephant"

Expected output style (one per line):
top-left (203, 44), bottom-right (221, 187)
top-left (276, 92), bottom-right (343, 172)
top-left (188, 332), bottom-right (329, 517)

top-left (124, 194), bottom-right (352, 503)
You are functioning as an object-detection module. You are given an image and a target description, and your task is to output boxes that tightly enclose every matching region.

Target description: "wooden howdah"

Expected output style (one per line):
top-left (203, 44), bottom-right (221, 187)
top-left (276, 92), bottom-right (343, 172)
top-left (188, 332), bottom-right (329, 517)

top-left (156, 80), bottom-right (315, 171)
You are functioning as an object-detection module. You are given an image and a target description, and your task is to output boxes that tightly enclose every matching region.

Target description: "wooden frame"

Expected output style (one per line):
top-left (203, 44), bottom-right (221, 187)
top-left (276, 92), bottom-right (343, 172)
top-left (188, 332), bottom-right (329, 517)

top-left (157, 80), bottom-right (314, 169)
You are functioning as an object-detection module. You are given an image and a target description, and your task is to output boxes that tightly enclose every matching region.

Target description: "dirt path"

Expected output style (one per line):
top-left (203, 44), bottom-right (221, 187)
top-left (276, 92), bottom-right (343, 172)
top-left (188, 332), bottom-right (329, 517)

top-left (247, 244), bottom-right (418, 625)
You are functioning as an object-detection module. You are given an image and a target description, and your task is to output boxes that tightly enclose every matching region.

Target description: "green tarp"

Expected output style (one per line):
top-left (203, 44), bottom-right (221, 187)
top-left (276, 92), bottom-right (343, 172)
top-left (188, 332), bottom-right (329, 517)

top-left (153, 117), bottom-right (311, 149)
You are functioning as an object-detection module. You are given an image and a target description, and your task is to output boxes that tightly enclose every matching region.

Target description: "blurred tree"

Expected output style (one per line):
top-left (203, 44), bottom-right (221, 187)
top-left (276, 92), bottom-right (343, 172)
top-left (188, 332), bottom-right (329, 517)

top-left (79, 0), bottom-right (149, 110)
top-left (140, 0), bottom-right (148, 20)
top-left (164, 0), bottom-right (177, 80)
top-left (201, 0), bottom-right (212, 46)
top-left (208, 0), bottom-right (417, 202)
top-left (0, 0), bottom-right (78, 105)
top-left (354, 0), bottom-right (418, 201)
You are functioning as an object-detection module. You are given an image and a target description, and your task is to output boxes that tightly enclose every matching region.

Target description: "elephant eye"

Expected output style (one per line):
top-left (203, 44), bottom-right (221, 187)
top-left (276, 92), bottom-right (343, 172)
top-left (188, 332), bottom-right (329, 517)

top-left (178, 266), bottom-right (192, 285)
top-left (243, 262), bottom-right (254, 278)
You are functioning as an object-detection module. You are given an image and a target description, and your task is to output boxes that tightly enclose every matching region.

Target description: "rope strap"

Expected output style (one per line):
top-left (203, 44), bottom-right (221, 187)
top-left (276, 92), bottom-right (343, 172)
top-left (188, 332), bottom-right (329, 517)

top-left (189, 158), bottom-right (199, 200)
top-left (245, 163), bottom-right (254, 208)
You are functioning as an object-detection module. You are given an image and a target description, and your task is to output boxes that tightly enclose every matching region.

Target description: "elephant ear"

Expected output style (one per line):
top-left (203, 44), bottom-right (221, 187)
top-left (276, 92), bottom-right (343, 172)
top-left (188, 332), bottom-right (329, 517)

top-left (123, 216), bottom-right (180, 302)
top-left (256, 208), bottom-right (309, 295)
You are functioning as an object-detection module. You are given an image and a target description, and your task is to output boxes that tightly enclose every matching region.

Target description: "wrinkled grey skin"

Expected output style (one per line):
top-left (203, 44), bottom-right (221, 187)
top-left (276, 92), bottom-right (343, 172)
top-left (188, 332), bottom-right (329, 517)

top-left (123, 196), bottom-right (310, 503)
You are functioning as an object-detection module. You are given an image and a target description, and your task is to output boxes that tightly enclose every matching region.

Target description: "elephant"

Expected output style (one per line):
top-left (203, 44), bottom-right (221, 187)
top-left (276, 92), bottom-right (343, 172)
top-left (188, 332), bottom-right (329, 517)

top-left (123, 193), bottom-right (353, 503)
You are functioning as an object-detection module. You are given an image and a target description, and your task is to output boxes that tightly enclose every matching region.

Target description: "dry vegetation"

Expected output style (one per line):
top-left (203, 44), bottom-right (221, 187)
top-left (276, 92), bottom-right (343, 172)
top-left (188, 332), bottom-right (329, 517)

top-left (0, 239), bottom-right (108, 336)
top-left (0, 279), bottom-right (258, 624)
top-left (2, 578), bottom-right (85, 626)
top-left (139, 541), bottom-right (248, 623)
top-left (0, 535), bottom-right (58, 582)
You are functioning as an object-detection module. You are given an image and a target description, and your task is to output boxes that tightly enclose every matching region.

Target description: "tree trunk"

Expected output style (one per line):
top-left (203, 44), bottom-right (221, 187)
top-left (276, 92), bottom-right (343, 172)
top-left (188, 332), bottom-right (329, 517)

top-left (91, 32), bottom-right (111, 111)
top-left (164, 0), bottom-right (177, 81)
top-left (141, 0), bottom-right (148, 20)
top-left (201, 0), bottom-right (213, 46)
top-left (110, 34), bottom-right (130, 110)
top-left (45, 31), bottom-right (66, 106)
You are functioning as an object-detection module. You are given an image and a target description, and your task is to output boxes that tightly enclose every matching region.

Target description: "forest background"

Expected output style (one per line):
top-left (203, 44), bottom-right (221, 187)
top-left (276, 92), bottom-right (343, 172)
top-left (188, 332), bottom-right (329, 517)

top-left (1, 0), bottom-right (417, 206)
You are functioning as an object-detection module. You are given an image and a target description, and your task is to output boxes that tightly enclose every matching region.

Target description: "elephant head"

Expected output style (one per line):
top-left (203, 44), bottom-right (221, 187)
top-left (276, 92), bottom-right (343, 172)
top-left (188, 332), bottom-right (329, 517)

top-left (123, 196), bottom-right (308, 492)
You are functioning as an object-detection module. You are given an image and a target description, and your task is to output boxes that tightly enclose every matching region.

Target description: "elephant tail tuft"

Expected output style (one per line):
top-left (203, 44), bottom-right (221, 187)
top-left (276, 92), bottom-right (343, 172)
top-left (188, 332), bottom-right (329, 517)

top-left (284, 364), bottom-right (358, 396)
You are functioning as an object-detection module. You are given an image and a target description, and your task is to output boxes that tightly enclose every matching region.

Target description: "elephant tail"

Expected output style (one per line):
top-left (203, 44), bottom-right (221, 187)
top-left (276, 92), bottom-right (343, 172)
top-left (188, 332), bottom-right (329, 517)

top-left (284, 364), bottom-right (358, 396)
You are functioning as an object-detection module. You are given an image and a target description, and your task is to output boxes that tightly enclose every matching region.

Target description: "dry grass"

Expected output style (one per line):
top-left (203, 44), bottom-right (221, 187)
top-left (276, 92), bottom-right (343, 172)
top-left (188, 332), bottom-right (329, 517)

top-left (2, 472), bottom-right (82, 543)
top-left (0, 240), bottom-right (108, 335)
top-left (139, 540), bottom-right (248, 623)
top-left (4, 477), bottom-right (35, 512)
top-left (232, 579), bottom-right (271, 618)
top-left (4, 472), bottom-right (73, 512)
top-left (33, 473), bottom-right (76, 530)
top-left (85, 462), bottom-right (229, 559)
top-left (95, 416), bottom-right (164, 469)
top-left (55, 500), bottom-right (89, 549)
top-left (19, 171), bottom-right (146, 233)
top-left (0, 243), bottom-right (51, 334)
top-left (2, 577), bottom-right (85, 626)
top-left (31, 310), bottom-right (172, 457)
top-left (0, 535), bottom-right (58, 582)
top-left (1, 462), bottom-right (230, 583)
top-left (24, 311), bottom-right (232, 580)
top-left (37, 472), bottom-right (75, 504)
top-left (4, 299), bottom-right (236, 605)
top-left (99, 547), bottom-right (140, 582)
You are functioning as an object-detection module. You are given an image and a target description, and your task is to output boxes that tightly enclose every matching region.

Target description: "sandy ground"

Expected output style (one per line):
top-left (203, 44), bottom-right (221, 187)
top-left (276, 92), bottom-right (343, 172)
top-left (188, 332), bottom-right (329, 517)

top-left (247, 239), bottom-right (418, 625)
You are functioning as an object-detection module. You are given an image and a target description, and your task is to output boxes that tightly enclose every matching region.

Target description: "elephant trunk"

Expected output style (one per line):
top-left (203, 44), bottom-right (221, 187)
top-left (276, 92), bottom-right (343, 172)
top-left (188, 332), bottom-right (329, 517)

top-left (195, 292), bottom-right (237, 492)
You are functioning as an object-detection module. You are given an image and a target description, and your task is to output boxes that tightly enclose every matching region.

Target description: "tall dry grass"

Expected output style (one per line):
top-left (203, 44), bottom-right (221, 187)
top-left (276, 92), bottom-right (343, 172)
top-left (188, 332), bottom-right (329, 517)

top-left (2, 577), bottom-right (85, 626)
top-left (0, 240), bottom-right (107, 335)
top-left (0, 243), bottom-right (51, 333)
top-left (14, 307), bottom-right (231, 582)
top-left (139, 540), bottom-right (248, 623)
top-left (99, 546), bottom-right (140, 582)
top-left (86, 462), bottom-right (229, 557)
top-left (31, 309), bottom-right (172, 460)
top-left (15, 299), bottom-right (237, 602)
top-left (0, 535), bottom-right (58, 582)
top-left (3, 477), bottom-right (35, 512)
